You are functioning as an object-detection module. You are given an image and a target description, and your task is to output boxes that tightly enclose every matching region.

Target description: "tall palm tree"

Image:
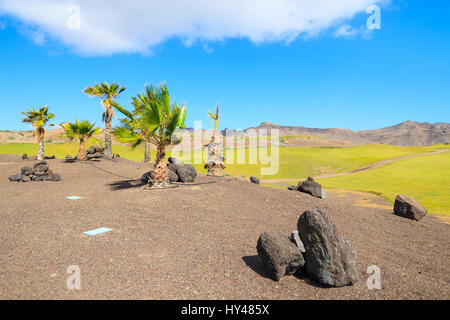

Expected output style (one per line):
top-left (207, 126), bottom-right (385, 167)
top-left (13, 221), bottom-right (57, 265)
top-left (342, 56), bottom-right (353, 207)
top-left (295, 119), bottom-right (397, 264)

top-left (113, 83), bottom-right (186, 186)
top-left (84, 82), bottom-right (126, 157)
top-left (60, 120), bottom-right (102, 161)
top-left (111, 86), bottom-right (155, 163)
top-left (21, 106), bottom-right (55, 160)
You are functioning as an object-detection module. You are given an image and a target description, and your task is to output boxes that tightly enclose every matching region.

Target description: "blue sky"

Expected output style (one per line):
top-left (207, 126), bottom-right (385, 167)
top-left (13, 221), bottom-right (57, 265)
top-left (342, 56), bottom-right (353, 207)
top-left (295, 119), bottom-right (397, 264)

top-left (0, 0), bottom-right (449, 132)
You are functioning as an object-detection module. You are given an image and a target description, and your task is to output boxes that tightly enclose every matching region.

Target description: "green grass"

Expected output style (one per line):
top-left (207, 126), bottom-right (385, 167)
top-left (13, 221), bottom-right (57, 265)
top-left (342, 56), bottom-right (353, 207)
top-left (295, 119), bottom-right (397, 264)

top-left (184, 144), bottom-right (447, 180)
top-left (1, 142), bottom-right (448, 215)
top-left (317, 152), bottom-right (450, 215)
top-left (1, 143), bottom-right (447, 179)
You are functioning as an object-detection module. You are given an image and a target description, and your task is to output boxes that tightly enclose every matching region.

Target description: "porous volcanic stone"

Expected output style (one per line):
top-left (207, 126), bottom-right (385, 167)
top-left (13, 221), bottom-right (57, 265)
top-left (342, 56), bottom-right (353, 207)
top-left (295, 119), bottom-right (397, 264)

top-left (141, 171), bottom-right (155, 183)
top-left (168, 170), bottom-right (178, 183)
top-left (33, 160), bottom-right (49, 174)
top-left (168, 157), bottom-right (182, 165)
top-left (297, 207), bottom-right (359, 287)
top-left (21, 166), bottom-right (34, 176)
top-left (8, 174), bottom-right (20, 182)
top-left (51, 173), bottom-right (62, 181)
top-left (176, 164), bottom-right (197, 183)
top-left (257, 231), bottom-right (305, 281)
top-left (299, 177), bottom-right (322, 198)
top-left (394, 195), bottom-right (427, 221)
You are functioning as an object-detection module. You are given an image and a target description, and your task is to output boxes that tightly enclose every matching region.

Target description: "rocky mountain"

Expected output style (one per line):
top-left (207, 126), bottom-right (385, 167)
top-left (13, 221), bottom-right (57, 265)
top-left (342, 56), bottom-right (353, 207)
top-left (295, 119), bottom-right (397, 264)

top-left (3, 121), bottom-right (449, 147)
top-left (232, 121), bottom-right (450, 146)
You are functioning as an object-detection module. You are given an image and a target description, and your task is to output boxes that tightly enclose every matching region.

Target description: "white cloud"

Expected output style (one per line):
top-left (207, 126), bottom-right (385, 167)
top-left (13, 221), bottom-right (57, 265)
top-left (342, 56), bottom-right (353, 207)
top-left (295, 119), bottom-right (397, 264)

top-left (334, 24), bottom-right (359, 38)
top-left (0, 0), bottom-right (388, 56)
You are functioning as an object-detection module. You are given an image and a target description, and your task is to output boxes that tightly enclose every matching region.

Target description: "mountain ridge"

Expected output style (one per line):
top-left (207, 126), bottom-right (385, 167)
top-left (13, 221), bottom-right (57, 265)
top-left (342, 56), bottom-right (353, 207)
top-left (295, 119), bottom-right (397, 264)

top-left (220, 120), bottom-right (450, 146)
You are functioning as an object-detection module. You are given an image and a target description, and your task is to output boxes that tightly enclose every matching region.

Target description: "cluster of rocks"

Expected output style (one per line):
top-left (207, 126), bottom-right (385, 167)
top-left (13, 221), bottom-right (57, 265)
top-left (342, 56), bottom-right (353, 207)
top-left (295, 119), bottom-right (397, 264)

top-left (8, 160), bottom-right (61, 182)
top-left (86, 145), bottom-right (105, 160)
top-left (22, 153), bottom-right (55, 160)
top-left (394, 194), bottom-right (427, 221)
top-left (141, 157), bottom-right (197, 185)
top-left (288, 177), bottom-right (328, 199)
top-left (64, 145), bottom-right (109, 162)
top-left (257, 207), bottom-right (359, 287)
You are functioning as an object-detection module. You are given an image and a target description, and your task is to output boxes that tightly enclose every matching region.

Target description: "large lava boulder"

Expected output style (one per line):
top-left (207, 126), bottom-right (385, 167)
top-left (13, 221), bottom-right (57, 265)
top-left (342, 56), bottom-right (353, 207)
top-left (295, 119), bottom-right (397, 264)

top-left (168, 157), bottom-right (182, 165)
top-left (141, 171), bottom-right (155, 183)
top-left (168, 170), bottom-right (179, 183)
top-left (394, 195), bottom-right (427, 221)
top-left (297, 207), bottom-right (359, 287)
top-left (141, 170), bottom-right (178, 184)
top-left (176, 164), bottom-right (197, 183)
top-left (299, 177), bottom-right (324, 198)
top-left (256, 232), bottom-right (305, 281)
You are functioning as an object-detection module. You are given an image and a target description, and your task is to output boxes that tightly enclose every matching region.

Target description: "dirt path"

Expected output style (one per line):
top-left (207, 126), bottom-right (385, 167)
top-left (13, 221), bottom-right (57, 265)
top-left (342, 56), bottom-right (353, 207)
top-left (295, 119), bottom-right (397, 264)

top-left (261, 149), bottom-right (450, 184)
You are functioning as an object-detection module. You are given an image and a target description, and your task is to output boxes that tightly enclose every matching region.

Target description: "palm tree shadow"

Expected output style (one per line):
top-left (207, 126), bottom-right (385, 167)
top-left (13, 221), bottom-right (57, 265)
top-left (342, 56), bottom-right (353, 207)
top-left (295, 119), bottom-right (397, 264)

top-left (108, 179), bottom-right (146, 191)
top-left (242, 255), bottom-right (273, 280)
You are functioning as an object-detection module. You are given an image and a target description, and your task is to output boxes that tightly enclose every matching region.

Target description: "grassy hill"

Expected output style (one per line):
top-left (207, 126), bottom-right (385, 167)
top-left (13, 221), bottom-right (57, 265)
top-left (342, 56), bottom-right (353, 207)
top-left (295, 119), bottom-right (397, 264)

top-left (317, 151), bottom-right (450, 215)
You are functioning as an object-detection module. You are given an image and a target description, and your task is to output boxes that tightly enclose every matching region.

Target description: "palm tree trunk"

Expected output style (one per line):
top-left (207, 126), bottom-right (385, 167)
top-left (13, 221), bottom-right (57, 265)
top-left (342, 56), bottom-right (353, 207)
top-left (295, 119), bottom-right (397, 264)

top-left (152, 146), bottom-right (168, 183)
top-left (78, 140), bottom-right (87, 161)
top-left (205, 129), bottom-right (225, 176)
top-left (144, 140), bottom-right (151, 163)
top-left (104, 119), bottom-right (113, 157)
top-left (37, 140), bottom-right (45, 160)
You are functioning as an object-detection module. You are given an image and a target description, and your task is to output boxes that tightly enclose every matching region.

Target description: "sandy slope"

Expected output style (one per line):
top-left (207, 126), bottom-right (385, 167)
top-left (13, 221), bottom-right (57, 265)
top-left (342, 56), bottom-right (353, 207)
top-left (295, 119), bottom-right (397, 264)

top-left (0, 154), bottom-right (448, 299)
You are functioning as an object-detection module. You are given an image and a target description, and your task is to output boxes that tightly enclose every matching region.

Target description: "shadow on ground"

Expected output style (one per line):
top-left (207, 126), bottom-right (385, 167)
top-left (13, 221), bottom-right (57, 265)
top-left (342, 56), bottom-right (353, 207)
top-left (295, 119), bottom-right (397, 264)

top-left (242, 255), bottom-right (330, 288)
top-left (108, 179), bottom-right (147, 191)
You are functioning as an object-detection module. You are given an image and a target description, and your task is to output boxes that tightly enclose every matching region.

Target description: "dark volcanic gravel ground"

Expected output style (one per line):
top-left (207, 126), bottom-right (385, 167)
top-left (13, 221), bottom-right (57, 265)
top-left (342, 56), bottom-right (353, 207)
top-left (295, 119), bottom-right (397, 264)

top-left (0, 154), bottom-right (449, 299)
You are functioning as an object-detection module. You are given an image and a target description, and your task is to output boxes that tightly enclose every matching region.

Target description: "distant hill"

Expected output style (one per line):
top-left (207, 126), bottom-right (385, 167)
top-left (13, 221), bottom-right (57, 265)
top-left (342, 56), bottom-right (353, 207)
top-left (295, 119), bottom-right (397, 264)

top-left (234, 121), bottom-right (450, 146)
top-left (2, 121), bottom-right (449, 147)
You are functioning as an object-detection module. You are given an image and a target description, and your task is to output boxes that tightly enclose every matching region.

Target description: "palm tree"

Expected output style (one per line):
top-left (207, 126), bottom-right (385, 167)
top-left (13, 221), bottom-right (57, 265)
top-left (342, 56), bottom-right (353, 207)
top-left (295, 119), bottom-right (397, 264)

top-left (21, 106), bottom-right (55, 160)
top-left (208, 104), bottom-right (220, 132)
top-left (60, 120), bottom-right (102, 161)
top-left (205, 103), bottom-right (225, 176)
top-left (84, 82), bottom-right (126, 157)
top-left (112, 87), bottom-right (154, 163)
top-left (113, 83), bottom-right (186, 186)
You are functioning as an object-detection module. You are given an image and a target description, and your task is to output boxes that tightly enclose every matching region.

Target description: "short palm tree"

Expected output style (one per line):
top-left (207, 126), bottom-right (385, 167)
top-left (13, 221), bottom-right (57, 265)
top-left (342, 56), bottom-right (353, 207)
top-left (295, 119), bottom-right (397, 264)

top-left (21, 106), bottom-right (55, 160)
top-left (208, 104), bottom-right (220, 132)
top-left (60, 120), bottom-right (102, 161)
top-left (84, 82), bottom-right (126, 157)
top-left (113, 83), bottom-right (186, 186)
